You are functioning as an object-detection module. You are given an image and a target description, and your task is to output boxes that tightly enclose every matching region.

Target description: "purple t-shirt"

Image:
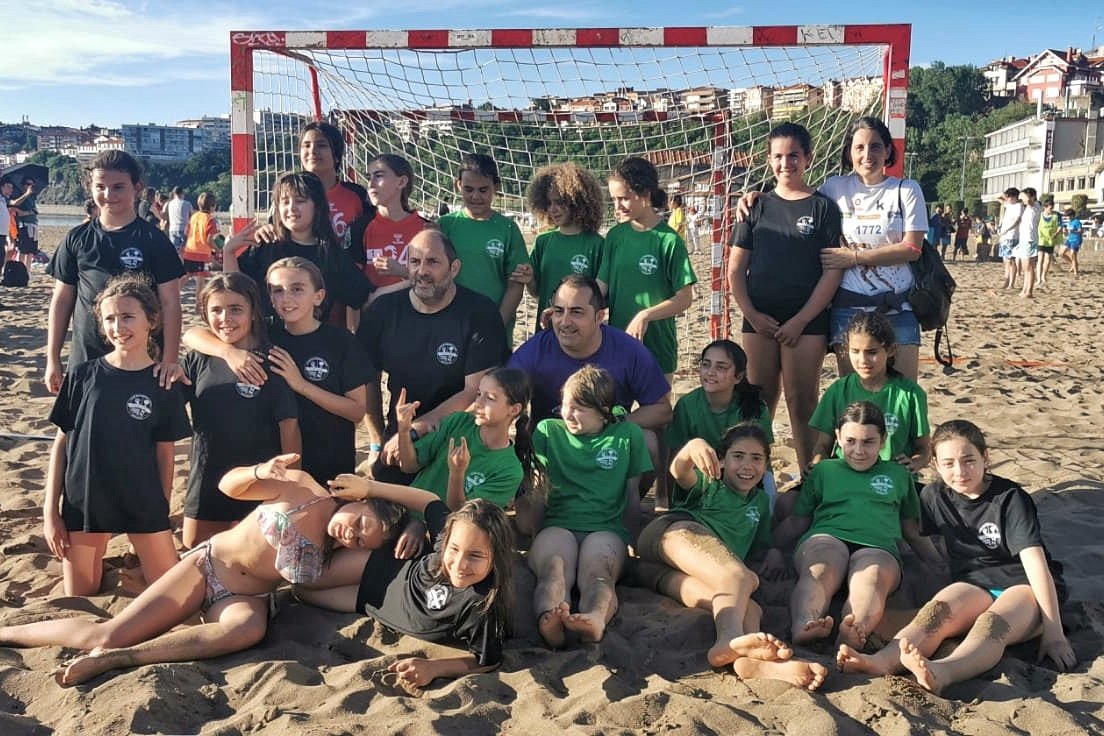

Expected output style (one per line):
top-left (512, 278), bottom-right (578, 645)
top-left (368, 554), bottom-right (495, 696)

top-left (508, 324), bottom-right (670, 423)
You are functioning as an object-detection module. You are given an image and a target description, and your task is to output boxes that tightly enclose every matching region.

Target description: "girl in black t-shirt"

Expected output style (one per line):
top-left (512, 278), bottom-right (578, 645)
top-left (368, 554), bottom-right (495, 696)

top-left (45, 275), bottom-right (190, 596)
top-left (300, 477), bottom-right (515, 689)
top-left (181, 272), bottom-right (301, 548)
top-left (837, 420), bottom-right (1075, 694)
top-left (728, 122), bottom-right (844, 472)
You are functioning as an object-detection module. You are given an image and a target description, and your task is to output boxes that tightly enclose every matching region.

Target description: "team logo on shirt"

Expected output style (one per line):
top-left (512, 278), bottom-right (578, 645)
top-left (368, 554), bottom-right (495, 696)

top-left (884, 413), bottom-right (900, 435)
top-left (485, 239), bottom-right (505, 259)
top-left (126, 393), bottom-right (153, 420)
top-left (745, 507), bottom-right (761, 526)
top-left (869, 474), bottom-right (894, 496)
top-left (570, 254), bottom-right (590, 273)
top-left (235, 382), bottom-right (261, 398)
top-left (638, 255), bottom-right (659, 276)
top-left (465, 472), bottom-right (487, 495)
top-left (303, 357), bottom-right (330, 382)
top-left (796, 215), bottom-right (815, 236)
top-left (977, 522), bottom-right (1002, 550)
top-left (436, 342), bottom-right (460, 365)
top-left (595, 448), bottom-right (619, 470)
top-left (425, 584), bottom-right (450, 610)
top-left (119, 247), bottom-right (144, 270)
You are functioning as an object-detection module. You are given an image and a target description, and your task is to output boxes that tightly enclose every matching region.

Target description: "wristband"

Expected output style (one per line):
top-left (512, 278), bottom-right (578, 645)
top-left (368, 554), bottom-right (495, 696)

top-left (253, 463), bottom-right (261, 480)
top-left (368, 442), bottom-right (382, 453)
top-left (409, 428), bottom-right (420, 442)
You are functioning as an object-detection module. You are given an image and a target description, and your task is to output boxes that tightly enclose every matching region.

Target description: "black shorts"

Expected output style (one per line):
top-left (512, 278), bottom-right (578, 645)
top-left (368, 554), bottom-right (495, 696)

top-left (184, 483), bottom-right (260, 522)
top-left (742, 306), bottom-right (830, 337)
top-left (15, 234), bottom-right (38, 255)
top-left (355, 544), bottom-right (405, 612)
top-left (61, 492), bottom-right (171, 534)
top-left (1037, 245), bottom-right (1055, 254)
top-left (183, 259), bottom-right (208, 273)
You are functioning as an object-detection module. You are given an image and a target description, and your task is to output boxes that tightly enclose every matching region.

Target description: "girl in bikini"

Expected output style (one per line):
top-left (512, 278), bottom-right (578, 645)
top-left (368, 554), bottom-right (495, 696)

top-left (0, 453), bottom-right (403, 688)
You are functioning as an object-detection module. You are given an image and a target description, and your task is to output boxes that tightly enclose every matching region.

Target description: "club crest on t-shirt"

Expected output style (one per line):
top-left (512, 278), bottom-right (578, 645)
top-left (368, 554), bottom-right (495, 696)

top-left (869, 474), bottom-right (894, 496)
top-left (303, 357), bottom-right (330, 382)
top-left (425, 583), bottom-right (450, 610)
top-left (638, 255), bottom-right (659, 276)
top-left (745, 506), bottom-right (761, 526)
top-left (884, 413), bottom-right (900, 435)
top-left (485, 239), bottom-right (505, 259)
top-left (977, 522), bottom-right (1002, 549)
top-left (126, 393), bottom-right (153, 420)
top-left (570, 254), bottom-right (590, 273)
top-left (796, 215), bottom-right (815, 236)
top-left (119, 247), bottom-right (144, 270)
top-left (465, 471), bottom-right (486, 495)
top-left (595, 447), bottom-right (619, 470)
top-left (235, 382), bottom-right (261, 398)
top-left (436, 342), bottom-right (460, 365)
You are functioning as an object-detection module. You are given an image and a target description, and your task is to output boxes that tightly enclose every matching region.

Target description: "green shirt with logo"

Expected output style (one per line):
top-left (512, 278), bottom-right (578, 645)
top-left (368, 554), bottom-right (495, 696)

top-left (530, 229), bottom-right (605, 328)
top-left (794, 458), bottom-right (919, 565)
top-left (534, 418), bottom-right (652, 542)
top-left (412, 411), bottom-right (523, 509)
top-left (808, 373), bottom-right (929, 462)
top-left (671, 468), bottom-right (772, 559)
top-left (598, 221), bottom-right (697, 373)
top-left (666, 386), bottom-right (773, 452)
top-left (439, 210), bottom-right (531, 306)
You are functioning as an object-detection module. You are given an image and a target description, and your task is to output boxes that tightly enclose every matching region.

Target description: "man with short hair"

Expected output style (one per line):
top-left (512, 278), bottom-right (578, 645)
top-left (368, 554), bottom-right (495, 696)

top-left (357, 228), bottom-right (506, 484)
top-left (165, 186), bottom-right (193, 255)
top-left (1016, 187), bottom-right (1040, 298)
top-left (509, 274), bottom-right (672, 476)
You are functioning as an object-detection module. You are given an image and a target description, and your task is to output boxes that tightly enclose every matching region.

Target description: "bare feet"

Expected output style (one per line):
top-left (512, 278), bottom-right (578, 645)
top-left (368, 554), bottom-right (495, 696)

top-left (563, 611), bottom-right (606, 643)
top-left (733, 657), bottom-right (829, 691)
top-left (53, 648), bottom-right (123, 687)
top-left (836, 643), bottom-right (898, 675)
top-left (836, 613), bottom-right (868, 651)
top-left (538, 602), bottom-right (569, 648)
top-left (792, 615), bottom-right (833, 645)
top-left (899, 639), bottom-right (943, 694)
top-left (707, 632), bottom-right (793, 668)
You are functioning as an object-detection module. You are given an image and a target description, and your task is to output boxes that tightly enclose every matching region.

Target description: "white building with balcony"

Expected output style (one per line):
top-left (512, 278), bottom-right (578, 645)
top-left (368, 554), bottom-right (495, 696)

top-left (982, 114), bottom-right (1104, 203)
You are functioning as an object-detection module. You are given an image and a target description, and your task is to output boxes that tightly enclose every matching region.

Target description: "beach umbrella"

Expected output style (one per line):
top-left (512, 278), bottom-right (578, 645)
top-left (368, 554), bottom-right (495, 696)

top-left (0, 163), bottom-right (49, 193)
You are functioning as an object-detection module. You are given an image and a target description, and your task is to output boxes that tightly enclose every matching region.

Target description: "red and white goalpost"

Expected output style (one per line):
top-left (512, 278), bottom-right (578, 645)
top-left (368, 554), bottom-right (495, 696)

top-left (229, 25), bottom-right (910, 365)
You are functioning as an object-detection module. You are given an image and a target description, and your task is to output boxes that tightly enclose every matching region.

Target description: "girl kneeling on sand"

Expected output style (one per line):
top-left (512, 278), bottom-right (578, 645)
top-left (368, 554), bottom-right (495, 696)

top-left (1, 453), bottom-right (402, 687)
top-left (837, 420), bottom-right (1074, 693)
top-left (635, 423), bottom-right (826, 691)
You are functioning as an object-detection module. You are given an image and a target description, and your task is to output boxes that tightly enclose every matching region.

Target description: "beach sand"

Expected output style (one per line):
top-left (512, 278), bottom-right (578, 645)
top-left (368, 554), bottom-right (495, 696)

top-left (0, 228), bottom-right (1102, 734)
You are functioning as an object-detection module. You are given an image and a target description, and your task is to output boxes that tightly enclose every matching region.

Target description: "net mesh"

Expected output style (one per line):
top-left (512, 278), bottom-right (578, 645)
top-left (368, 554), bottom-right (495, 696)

top-left (242, 38), bottom-right (888, 373)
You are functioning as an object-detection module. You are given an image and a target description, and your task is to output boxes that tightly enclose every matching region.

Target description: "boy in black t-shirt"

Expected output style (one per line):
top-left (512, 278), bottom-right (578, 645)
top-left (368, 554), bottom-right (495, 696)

top-left (837, 420), bottom-right (1074, 694)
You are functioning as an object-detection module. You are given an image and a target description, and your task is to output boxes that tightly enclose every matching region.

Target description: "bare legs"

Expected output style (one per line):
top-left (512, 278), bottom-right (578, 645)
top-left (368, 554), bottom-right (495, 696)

top-left (1002, 257), bottom-right (1017, 290)
top-left (743, 332), bottom-right (826, 471)
top-left (790, 536), bottom-right (899, 649)
top-left (529, 528), bottom-right (626, 646)
top-left (1017, 255), bottom-right (1036, 298)
top-left (62, 530), bottom-right (178, 597)
top-left (0, 551), bottom-right (269, 687)
top-left (837, 584), bottom-right (1043, 694)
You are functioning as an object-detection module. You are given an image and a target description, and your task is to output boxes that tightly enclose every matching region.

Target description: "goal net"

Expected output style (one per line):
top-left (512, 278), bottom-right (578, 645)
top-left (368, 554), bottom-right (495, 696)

top-left (230, 25), bottom-right (910, 372)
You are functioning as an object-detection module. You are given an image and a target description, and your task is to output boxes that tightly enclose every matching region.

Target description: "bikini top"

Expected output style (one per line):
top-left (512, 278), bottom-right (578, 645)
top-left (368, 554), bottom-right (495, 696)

top-left (256, 496), bottom-right (331, 584)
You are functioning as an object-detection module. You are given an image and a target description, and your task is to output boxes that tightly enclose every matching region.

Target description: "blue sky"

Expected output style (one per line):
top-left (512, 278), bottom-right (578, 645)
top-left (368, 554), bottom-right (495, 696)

top-left (2, 1), bottom-right (1102, 128)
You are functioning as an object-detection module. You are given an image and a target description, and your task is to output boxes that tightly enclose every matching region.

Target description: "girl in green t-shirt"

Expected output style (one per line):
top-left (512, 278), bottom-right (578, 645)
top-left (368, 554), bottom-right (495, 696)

top-left (809, 310), bottom-right (931, 473)
top-left (525, 162), bottom-right (606, 330)
top-left (600, 156), bottom-right (697, 380)
top-left (525, 366), bottom-right (652, 647)
top-left (775, 401), bottom-right (940, 651)
top-left (396, 366), bottom-right (537, 515)
top-left (636, 423), bottom-right (827, 691)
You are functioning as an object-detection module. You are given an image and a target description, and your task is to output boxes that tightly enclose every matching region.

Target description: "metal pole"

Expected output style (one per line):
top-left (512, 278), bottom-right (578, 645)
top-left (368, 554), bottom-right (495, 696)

top-left (959, 137), bottom-right (970, 202)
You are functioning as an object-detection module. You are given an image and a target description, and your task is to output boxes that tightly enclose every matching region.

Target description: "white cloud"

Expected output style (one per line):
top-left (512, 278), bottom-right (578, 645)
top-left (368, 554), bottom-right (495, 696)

top-left (0, 1), bottom-right (262, 88)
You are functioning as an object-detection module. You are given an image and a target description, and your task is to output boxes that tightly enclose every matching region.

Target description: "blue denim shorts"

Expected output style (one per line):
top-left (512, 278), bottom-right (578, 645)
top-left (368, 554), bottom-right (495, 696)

top-left (830, 306), bottom-right (921, 347)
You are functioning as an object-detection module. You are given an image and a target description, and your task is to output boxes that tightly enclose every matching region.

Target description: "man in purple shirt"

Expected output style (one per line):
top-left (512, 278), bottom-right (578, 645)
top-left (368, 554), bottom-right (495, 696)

top-left (509, 273), bottom-right (672, 442)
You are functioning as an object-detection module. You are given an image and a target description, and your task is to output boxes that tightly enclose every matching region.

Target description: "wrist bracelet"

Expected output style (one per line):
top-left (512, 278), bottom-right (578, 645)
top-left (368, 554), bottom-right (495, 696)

top-left (853, 250), bottom-right (860, 267)
top-left (409, 428), bottom-right (419, 442)
top-left (253, 463), bottom-right (261, 480)
top-left (368, 442), bottom-right (382, 452)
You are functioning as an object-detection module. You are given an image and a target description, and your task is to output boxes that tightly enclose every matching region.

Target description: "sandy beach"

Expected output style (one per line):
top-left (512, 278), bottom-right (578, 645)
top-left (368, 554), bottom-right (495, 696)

top-left (0, 227), bottom-right (1102, 735)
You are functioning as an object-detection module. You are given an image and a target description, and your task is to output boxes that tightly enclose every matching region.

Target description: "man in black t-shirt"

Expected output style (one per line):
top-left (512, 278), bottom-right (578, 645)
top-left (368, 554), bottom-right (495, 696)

top-left (356, 229), bottom-right (506, 482)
